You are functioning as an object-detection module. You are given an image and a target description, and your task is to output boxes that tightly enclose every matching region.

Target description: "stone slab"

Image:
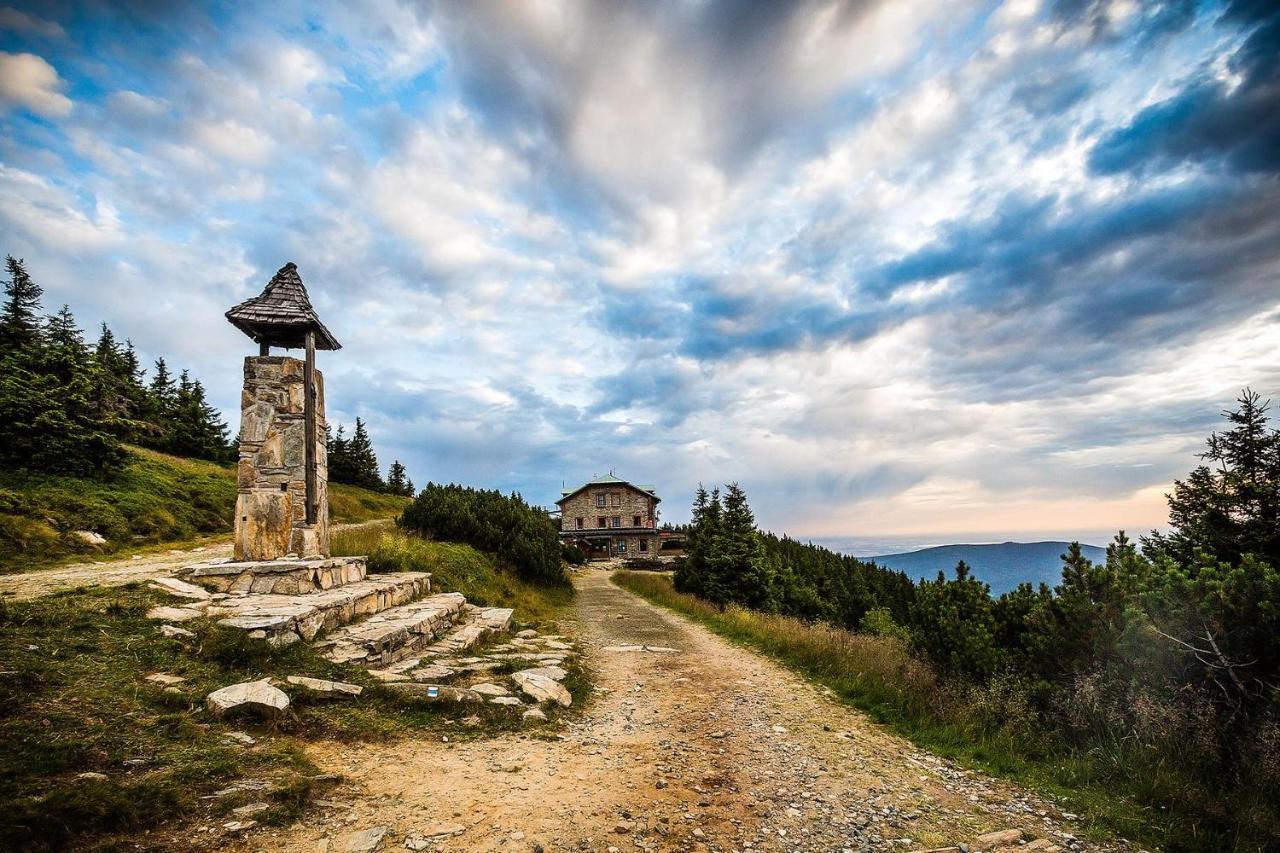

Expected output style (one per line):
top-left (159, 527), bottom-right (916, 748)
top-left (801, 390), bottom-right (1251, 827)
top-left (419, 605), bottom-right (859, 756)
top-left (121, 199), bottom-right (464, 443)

top-left (205, 572), bottom-right (432, 644)
top-left (316, 592), bottom-right (467, 665)
top-left (180, 556), bottom-right (372, 596)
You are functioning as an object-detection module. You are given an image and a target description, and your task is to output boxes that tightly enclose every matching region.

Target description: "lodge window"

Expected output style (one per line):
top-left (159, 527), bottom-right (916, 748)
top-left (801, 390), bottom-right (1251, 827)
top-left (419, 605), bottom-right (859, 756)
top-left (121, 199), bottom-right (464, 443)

top-left (576, 517), bottom-right (584, 530)
top-left (632, 515), bottom-right (641, 527)
top-left (611, 492), bottom-right (621, 507)
top-left (611, 516), bottom-right (621, 528)
top-left (639, 538), bottom-right (648, 552)
top-left (596, 494), bottom-right (606, 508)
top-left (616, 539), bottom-right (627, 554)
top-left (597, 516), bottom-right (606, 528)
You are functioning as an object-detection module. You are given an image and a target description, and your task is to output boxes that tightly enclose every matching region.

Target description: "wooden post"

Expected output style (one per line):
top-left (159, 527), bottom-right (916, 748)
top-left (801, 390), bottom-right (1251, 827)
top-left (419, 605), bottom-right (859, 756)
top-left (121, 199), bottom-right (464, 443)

top-left (304, 330), bottom-right (317, 526)
top-left (259, 339), bottom-right (270, 356)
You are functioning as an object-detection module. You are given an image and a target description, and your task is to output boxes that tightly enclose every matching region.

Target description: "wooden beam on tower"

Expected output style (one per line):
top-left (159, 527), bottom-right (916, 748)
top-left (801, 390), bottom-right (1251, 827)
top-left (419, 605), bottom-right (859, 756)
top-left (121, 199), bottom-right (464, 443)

top-left (304, 329), bottom-right (317, 526)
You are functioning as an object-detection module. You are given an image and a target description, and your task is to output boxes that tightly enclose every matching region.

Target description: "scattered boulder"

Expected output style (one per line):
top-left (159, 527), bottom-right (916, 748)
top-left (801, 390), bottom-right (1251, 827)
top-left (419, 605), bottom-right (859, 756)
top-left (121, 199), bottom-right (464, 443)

top-left (232, 802), bottom-right (269, 818)
top-left (223, 731), bottom-right (256, 746)
top-left (222, 820), bottom-right (256, 832)
top-left (159, 624), bottom-right (196, 640)
top-left (513, 669), bottom-right (571, 707)
top-left (147, 605), bottom-right (204, 622)
top-left (383, 683), bottom-right (482, 703)
top-left (206, 679), bottom-right (290, 718)
top-left (366, 669), bottom-right (409, 683)
top-left (150, 577), bottom-right (211, 601)
top-left (406, 823), bottom-right (467, 848)
top-left (516, 629), bottom-right (538, 638)
top-left (517, 665), bottom-right (567, 682)
top-left (76, 772), bottom-right (108, 781)
top-left (974, 829), bottom-right (1023, 850)
top-left (145, 673), bottom-right (185, 686)
top-left (285, 675), bottom-right (362, 698)
top-left (409, 664), bottom-right (457, 682)
top-left (522, 707), bottom-right (548, 723)
top-left (470, 682), bottom-right (510, 697)
top-left (73, 530), bottom-right (106, 547)
top-left (344, 826), bottom-right (388, 852)
top-left (489, 696), bottom-right (523, 706)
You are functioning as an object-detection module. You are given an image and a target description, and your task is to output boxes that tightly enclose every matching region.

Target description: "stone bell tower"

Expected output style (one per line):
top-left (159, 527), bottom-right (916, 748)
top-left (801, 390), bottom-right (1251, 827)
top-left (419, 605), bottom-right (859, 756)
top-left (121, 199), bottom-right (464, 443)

top-left (224, 262), bottom-right (341, 560)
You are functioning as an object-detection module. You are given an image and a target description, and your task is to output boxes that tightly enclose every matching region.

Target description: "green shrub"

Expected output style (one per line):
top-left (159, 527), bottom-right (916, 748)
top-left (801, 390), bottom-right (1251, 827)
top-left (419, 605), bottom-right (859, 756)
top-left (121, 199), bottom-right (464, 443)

top-left (399, 483), bottom-right (567, 586)
top-left (859, 606), bottom-right (911, 643)
top-left (333, 528), bottom-right (572, 623)
top-left (561, 543), bottom-right (586, 565)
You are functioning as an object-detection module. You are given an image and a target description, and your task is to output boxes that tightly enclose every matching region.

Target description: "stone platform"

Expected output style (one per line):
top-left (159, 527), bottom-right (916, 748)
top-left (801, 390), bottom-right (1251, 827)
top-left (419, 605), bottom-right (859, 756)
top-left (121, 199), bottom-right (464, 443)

top-left (178, 556), bottom-right (367, 595)
top-left (205, 572), bottom-right (432, 645)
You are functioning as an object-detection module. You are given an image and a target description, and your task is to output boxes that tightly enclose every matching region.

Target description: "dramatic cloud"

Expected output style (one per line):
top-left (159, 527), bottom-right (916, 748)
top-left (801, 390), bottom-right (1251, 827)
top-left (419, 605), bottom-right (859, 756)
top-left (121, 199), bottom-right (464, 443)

top-left (1, 0), bottom-right (1277, 544)
top-left (0, 51), bottom-right (70, 115)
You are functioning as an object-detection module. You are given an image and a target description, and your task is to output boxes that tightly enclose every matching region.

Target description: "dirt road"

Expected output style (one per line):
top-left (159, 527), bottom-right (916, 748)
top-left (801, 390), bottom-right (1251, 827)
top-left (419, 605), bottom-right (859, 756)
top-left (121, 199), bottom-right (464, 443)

top-left (249, 570), bottom-right (1103, 852)
top-left (0, 520), bottom-right (391, 602)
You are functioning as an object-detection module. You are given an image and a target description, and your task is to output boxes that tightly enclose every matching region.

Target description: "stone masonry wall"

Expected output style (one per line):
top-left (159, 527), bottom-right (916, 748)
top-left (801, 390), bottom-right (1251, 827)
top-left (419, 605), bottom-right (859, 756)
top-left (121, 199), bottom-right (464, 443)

top-left (560, 485), bottom-right (657, 533)
top-left (234, 356), bottom-right (329, 560)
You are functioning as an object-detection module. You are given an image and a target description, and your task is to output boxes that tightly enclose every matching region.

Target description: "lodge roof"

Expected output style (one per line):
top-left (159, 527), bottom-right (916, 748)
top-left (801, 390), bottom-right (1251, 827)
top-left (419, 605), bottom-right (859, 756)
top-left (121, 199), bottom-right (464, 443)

top-left (557, 474), bottom-right (660, 504)
top-left (225, 262), bottom-right (341, 351)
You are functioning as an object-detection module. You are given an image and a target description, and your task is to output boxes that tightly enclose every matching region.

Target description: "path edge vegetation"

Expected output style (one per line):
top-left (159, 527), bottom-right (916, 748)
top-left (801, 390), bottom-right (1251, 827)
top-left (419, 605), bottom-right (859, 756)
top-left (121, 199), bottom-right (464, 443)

top-left (612, 569), bottom-right (1143, 845)
top-left (0, 526), bottom-right (583, 851)
top-left (627, 390), bottom-right (1280, 852)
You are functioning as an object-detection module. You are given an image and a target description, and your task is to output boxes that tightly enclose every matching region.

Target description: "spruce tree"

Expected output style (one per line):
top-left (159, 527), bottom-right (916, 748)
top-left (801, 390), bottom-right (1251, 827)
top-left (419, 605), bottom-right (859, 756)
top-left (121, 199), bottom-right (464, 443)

top-left (675, 484), bottom-right (711, 595)
top-left (387, 460), bottom-right (412, 496)
top-left (328, 424), bottom-right (354, 484)
top-left (143, 357), bottom-right (177, 448)
top-left (0, 300), bottom-right (124, 475)
top-left (1145, 389), bottom-right (1280, 569)
top-left (345, 418), bottom-right (384, 490)
top-left (0, 255), bottom-right (43, 354)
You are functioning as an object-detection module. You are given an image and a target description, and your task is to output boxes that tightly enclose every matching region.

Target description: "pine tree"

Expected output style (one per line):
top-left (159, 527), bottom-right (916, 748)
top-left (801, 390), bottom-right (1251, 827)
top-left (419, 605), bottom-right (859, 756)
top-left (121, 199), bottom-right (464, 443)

top-left (344, 418), bottom-right (384, 490)
top-left (675, 484), bottom-right (712, 595)
top-left (0, 299), bottom-right (124, 475)
top-left (387, 460), bottom-right (413, 496)
top-left (717, 483), bottom-right (771, 609)
top-left (327, 424), bottom-right (355, 484)
top-left (166, 373), bottom-right (231, 461)
top-left (0, 255), bottom-right (43, 354)
top-left (89, 323), bottom-right (137, 436)
top-left (1145, 389), bottom-right (1280, 569)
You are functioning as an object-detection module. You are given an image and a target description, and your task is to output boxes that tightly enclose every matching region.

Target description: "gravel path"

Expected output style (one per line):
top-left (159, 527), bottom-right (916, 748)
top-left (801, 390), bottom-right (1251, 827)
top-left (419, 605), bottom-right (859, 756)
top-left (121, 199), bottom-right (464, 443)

top-left (0, 520), bottom-right (392, 602)
top-left (243, 570), bottom-right (1114, 852)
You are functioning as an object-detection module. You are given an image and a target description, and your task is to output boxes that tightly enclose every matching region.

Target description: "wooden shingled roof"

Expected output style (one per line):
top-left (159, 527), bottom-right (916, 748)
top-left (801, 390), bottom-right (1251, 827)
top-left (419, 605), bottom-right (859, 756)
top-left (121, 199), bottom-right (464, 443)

top-left (225, 262), bottom-right (341, 350)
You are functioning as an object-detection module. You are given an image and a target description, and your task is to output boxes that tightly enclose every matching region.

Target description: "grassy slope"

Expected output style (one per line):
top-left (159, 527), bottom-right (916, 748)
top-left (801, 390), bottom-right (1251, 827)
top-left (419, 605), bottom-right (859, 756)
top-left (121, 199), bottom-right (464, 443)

top-left (0, 447), bottom-right (408, 572)
top-left (0, 532), bottom-right (578, 851)
top-left (612, 570), bottom-right (1275, 852)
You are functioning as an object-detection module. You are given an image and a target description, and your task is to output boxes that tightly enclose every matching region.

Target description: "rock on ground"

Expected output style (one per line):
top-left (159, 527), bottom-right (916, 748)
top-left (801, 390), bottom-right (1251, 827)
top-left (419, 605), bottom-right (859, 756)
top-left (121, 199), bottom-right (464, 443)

top-left (206, 678), bottom-right (290, 718)
top-left (285, 675), bottom-right (362, 698)
top-left (512, 669), bottom-right (572, 707)
top-left (343, 825), bottom-right (388, 852)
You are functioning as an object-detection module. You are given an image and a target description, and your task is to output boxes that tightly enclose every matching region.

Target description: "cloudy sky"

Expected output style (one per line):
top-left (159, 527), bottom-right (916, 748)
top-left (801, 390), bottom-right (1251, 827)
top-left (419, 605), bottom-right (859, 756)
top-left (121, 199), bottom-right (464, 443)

top-left (1, 0), bottom-right (1277, 548)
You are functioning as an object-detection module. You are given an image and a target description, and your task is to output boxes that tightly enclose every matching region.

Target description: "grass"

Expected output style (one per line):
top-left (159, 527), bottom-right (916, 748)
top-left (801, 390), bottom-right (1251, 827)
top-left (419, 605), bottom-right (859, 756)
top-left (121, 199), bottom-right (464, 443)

top-left (332, 526), bottom-right (575, 624)
top-left (0, 533), bottom-right (580, 850)
top-left (0, 446), bottom-right (408, 573)
top-left (612, 570), bottom-right (1279, 852)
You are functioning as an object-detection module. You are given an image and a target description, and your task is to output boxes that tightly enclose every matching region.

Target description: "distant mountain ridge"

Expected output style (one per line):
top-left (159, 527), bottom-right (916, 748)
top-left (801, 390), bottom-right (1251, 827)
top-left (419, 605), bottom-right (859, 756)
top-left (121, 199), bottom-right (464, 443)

top-left (868, 541), bottom-right (1108, 596)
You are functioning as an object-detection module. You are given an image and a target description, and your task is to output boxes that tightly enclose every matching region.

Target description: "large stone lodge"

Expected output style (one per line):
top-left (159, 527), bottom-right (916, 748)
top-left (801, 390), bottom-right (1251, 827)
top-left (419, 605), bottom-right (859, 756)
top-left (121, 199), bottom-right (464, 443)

top-left (557, 474), bottom-right (660, 559)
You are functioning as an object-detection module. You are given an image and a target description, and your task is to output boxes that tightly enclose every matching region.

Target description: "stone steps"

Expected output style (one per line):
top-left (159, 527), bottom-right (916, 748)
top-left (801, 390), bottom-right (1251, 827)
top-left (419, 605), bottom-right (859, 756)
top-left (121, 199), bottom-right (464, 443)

top-left (421, 605), bottom-right (514, 657)
top-left (368, 606), bottom-right (517, 682)
top-left (314, 592), bottom-right (469, 666)
top-left (179, 556), bottom-right (369, 596)
top-left (204, 572), bottom-right (432, 645)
